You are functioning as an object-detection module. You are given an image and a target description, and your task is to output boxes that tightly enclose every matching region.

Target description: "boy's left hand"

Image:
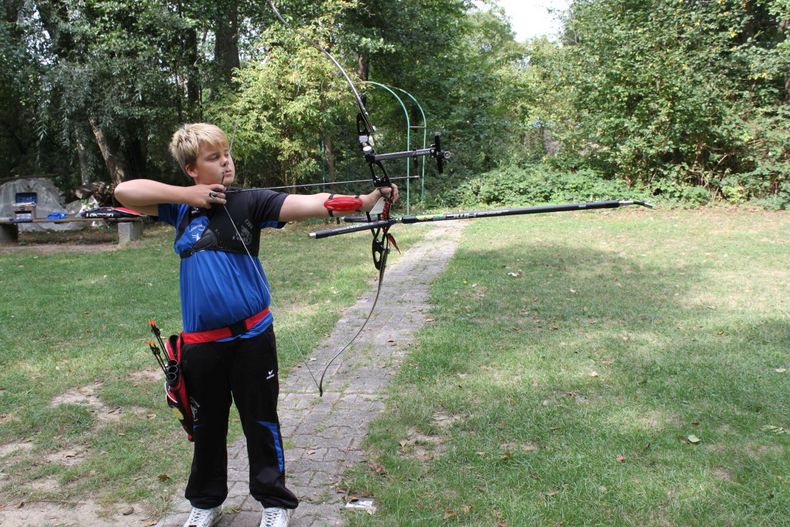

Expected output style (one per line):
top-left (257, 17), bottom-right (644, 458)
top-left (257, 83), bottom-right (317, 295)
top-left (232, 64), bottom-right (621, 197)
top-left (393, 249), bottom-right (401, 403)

top-left (379, 183), bottom-right (399, 204)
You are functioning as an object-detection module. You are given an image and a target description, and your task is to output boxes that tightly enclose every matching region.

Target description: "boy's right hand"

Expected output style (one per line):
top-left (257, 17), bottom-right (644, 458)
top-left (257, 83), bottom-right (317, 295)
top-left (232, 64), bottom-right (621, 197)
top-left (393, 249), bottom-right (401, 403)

top-left (187, 184), bottom-right (226, 208)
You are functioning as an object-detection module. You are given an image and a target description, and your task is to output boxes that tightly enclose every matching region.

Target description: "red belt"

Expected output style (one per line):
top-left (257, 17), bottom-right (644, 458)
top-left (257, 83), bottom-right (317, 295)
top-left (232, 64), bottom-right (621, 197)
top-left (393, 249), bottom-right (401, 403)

top-left (181, 307), bottom-right (271, 344)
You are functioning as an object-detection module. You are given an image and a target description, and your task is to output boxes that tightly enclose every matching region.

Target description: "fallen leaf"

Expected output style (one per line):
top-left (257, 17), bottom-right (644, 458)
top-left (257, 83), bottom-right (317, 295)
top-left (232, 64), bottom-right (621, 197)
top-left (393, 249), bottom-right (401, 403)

top-left (616, 454), bottom-right (626, 463)
top-left (687, 434), bottom-right (701, 444)
top-left (157, 474), bottom-right (171, 482)
top-left (122, 507), bottom-right (134, 516)
top-left (590, 371), bottom-right (599, 377)
top-left (761, 425), bottom-right (788, 435)
top-left (444, 509), bottom-right (458, 520)
top-left (775, 368), bottom-right (786, 373)
top-left (369, 462), bottom-right (387, 475)
top-left (508, 272), bottom-right (522, 278)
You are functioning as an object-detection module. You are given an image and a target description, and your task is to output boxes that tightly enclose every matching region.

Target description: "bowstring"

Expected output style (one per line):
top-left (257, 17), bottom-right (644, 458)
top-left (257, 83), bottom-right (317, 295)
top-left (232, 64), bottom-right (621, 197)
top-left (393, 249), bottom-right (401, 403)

top-left (220, 142), bottom-right (322, 391)
top-left (220, 202), bottom-right (322, 392)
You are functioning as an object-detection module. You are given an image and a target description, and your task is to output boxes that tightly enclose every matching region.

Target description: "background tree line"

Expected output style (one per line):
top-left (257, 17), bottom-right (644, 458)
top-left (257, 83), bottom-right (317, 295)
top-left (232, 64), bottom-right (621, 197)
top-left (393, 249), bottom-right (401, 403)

top-left (0, 0), bottom-right (787, 207)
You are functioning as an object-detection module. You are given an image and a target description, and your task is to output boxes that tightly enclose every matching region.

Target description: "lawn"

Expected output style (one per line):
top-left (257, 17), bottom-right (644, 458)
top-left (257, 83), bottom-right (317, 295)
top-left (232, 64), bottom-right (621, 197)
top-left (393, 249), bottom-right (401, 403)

top-left (0, 208), bottom-right (786, 526)
top-left (0, 219), bottom-right (426, 518)
top-left (343, 208), bottom-right (789, 526)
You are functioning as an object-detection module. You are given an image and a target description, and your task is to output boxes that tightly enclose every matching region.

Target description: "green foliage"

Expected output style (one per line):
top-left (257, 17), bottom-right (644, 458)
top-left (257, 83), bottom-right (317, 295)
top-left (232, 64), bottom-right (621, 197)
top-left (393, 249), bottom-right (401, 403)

top-left (206, 1), bottom-right (357, 188)
top-left (0, 0), bottom-right (786, 206)
top-left (524, 0), bottom-right (789, 203)
top-left (444, 165), bottom-right (654, 208)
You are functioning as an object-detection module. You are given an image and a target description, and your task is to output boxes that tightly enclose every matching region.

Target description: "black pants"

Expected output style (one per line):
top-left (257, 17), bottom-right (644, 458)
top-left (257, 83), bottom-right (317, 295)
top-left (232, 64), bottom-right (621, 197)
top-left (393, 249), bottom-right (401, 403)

top-left (181, 327), bottom-right (298, 510)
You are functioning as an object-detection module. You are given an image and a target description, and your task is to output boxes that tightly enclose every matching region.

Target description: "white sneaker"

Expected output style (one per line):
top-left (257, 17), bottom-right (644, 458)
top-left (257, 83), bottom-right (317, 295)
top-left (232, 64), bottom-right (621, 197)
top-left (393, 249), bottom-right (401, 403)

top-left (183, 505), bottom-right (222, 527)
top-left (260, 506), bottom-right (291, 527)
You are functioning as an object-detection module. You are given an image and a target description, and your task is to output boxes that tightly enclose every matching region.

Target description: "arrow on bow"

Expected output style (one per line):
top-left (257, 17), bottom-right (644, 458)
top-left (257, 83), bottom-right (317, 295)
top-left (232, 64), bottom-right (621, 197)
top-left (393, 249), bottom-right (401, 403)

top-left (267, 1), bottom-right (449, 395)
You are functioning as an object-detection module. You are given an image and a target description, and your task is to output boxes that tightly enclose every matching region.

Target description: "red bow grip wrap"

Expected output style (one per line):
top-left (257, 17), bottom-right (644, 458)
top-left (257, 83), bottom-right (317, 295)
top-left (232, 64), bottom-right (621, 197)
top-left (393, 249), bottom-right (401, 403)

top-left (324, 195), bottom-right (363, 214)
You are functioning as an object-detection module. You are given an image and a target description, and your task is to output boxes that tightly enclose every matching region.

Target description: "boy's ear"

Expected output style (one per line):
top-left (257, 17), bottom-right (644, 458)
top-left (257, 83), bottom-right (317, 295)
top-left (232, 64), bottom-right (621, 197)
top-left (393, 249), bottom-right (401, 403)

top-left (184, 163), bottom-right (199, 181)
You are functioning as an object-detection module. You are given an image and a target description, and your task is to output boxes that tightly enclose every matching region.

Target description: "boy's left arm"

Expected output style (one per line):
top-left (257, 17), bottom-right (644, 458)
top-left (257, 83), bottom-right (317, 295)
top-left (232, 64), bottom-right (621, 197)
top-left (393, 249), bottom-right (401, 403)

top-left (279, 185), bottom-right (398, 222)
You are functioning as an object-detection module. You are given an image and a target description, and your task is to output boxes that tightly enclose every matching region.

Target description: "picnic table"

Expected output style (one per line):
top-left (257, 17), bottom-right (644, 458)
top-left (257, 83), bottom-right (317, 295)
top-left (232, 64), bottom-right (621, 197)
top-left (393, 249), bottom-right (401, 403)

top-left (0, 215), bottom-right (146, 246)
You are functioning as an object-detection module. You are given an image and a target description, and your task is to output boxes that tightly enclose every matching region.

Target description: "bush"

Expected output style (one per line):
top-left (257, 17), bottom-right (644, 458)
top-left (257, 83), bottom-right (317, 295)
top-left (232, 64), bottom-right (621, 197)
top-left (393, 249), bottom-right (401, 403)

top-left (443, 164), bottom-right (653, 208)
top-left (749, 180), bottom-right (790, 210)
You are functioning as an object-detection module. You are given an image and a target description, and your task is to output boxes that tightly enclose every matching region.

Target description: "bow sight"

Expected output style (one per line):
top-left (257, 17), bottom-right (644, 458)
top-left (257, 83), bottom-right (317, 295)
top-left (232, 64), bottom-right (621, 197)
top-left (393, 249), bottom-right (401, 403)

top-left (358, 117), bottom-right (451, 177)
top-left (366, 132), bottom-right (451, 173)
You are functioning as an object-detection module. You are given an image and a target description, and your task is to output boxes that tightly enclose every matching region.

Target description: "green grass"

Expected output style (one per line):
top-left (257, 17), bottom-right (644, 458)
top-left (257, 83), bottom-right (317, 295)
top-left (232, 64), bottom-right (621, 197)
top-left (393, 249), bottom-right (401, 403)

top-left (0, 220), bottom-right (428, 515)
top-left (343, 208), bottom-right (789, 526)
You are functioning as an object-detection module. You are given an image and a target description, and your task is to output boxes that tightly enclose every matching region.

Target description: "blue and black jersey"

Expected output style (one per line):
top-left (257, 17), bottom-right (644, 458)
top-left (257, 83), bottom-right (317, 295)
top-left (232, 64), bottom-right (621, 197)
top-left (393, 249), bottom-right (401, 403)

top-left (157, 189), bottom-right (288, 337)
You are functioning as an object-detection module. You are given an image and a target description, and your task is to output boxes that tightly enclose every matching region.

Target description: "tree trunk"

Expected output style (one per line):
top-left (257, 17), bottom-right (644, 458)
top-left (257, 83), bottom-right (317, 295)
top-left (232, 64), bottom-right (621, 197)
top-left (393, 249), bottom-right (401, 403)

top-left (4, 0), bottom-right (23, 23)
top-left (89, 117), bottom-right (127, 185)
top-left (215, 2), bottom-right (240, 86)
top-left (185, 27), bottom-right (200, 115)
top-left (323, 135), bottom-right (336, 190)
top-left (124, 122), bottom-right (147, 180)
top-left (357, 52), bottom-right (369, 81)
top-left (75, 134), bottom-right (91, 185)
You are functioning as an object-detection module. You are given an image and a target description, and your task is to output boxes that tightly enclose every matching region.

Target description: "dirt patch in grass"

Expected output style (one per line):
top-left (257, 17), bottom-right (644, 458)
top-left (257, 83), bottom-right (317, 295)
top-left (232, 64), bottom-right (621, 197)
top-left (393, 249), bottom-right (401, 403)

top-left (0, 441), bottom-right (34, 459)
top-left (3, 243), bottom-right (119, 254)
top-left (400, 428), bottom-right (448, 462)
top-left (46, 446), bottom-right (88, 467)
top-left (50, 381), bottom-right (151, 427)
top-left (711, 467), bottom-right (735, 482)
top-left (432, 411), bottom-right (464, 430)
top-left (129, 369), bottom-right (161, 384)
top-left (743, 443), bottom-right (784, 459)
top-left (0, 499), bottom-right (153, 527)
top-left (51, 382), bottom-right (105, 411)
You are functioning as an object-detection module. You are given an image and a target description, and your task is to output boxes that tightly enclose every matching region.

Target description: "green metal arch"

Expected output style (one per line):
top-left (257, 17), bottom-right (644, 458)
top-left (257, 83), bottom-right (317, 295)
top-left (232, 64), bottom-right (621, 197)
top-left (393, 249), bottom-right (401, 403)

top-left (361, 81), bottom-right (428, 212)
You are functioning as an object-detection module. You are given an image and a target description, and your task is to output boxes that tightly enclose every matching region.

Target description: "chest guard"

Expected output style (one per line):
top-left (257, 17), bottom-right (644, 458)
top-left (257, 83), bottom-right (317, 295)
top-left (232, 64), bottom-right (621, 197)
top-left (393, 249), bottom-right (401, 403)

top-left (178, 192), bottom-right (261, 258)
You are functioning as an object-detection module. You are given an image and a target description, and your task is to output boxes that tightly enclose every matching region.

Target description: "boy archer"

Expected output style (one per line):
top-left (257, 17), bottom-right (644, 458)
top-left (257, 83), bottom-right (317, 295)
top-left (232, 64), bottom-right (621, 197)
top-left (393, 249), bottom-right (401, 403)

top-left (115, 123), bottom-right (397, 527)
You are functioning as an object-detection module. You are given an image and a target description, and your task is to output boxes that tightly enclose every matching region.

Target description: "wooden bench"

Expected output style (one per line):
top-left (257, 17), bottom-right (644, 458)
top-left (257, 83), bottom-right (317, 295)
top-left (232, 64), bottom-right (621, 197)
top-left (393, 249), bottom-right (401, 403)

top-left (0, 217), bottom-right (145, 246)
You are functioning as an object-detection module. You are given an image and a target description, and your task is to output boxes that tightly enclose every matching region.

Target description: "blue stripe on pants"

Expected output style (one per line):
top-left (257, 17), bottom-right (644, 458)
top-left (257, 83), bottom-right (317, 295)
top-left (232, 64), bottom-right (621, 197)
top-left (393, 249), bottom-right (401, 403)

top-left (257, 420), bottom-right (285, 473)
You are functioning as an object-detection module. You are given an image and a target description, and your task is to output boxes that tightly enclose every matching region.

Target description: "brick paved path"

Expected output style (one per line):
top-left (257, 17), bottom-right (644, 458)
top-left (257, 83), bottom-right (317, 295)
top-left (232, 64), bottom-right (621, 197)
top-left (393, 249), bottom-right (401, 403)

top-left (157, 221), bottom-right (466, 527)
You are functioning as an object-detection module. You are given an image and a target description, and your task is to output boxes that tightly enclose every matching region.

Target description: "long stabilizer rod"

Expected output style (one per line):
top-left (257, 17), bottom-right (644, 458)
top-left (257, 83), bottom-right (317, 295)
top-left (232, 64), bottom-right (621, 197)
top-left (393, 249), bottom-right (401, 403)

top-left (309, 200), bottom-right (652, 239)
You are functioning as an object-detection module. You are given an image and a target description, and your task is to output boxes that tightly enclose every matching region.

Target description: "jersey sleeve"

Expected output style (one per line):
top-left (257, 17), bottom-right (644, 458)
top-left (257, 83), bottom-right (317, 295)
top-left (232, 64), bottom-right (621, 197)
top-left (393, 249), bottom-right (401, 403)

top-left (157, 203), bottom-right (181, 226)
top-left (248, 189), bottom-right (288, 229)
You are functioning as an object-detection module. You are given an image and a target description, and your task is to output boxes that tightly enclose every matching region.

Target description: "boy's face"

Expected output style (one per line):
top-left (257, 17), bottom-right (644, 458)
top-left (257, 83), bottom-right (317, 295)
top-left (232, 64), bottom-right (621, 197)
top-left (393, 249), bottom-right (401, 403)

top-left (185, 142), bottom-right (235, 185)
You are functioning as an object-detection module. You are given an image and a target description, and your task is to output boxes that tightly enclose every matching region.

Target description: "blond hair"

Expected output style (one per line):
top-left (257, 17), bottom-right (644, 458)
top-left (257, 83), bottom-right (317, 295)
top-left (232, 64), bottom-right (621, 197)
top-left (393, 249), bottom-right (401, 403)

top-left (169, 123), bottom-right (229, 173)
